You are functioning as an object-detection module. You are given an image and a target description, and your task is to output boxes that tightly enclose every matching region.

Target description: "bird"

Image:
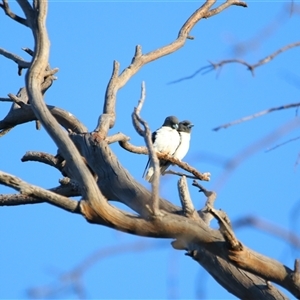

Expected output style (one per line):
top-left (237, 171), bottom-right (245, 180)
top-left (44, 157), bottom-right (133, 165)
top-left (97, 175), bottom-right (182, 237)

top-left (159, 120), bottom-right (194, 175)
top-left (143, 116), bottom-right (180, 182)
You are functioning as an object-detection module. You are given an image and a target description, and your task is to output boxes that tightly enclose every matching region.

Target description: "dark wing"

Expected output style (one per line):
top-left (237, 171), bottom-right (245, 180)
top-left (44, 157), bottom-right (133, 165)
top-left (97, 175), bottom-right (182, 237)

top-left (143, 130), bottom-right (157, 178)
top-left (142, 158), bottom-right (151, 178)
top-left (151, 131), bottom-right (156, 143)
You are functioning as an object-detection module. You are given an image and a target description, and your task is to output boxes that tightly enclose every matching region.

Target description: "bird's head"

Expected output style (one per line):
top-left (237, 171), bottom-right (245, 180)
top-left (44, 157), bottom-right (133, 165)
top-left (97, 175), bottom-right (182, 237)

top-left (163, 116), bottom-right (179, 129)
top-left (178, 120), bottom-right (194, 133)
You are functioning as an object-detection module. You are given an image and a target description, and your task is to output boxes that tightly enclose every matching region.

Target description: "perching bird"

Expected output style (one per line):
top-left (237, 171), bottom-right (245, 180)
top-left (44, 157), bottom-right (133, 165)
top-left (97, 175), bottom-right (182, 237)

top-left (143, 116), bottom-right (180, 182)
top-left (159, 120), bottom-right (194, 175)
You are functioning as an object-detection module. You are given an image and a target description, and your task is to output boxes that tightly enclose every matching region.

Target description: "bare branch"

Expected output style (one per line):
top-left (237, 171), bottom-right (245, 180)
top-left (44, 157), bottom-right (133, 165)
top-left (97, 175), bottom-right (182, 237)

top-left (188, 245), bottom-right (290, 299)
top-left (118, 139), bottom-right (149, 154)
top-left (131, 90), bottom-right (145, 137)
top-left (209, 41), bottom-right (300, 76)
top-left (133, 82), bottom-right (160, 216)
top-left (19, 1), bottom-right (104, 212)
top-left (213, 102), bottom-right (300, 131)
top-left (0, 127), bottom-right (13, 137)
top-left (97, 0), bottom-right (246, 136)
top-left (22, 47), bottom-right (34, 56)
top-left (232, 215), bottom-right (300, 249)
top-left (204, 0), bottom-right (247, 18)
top-left (165, 169), bottom-right (198, 180)
top-left (0, 171), bottom-right (79, 213)
top-left (232, 3), bottom-right (299, 57)
top-left (265, 135), bottom-right (300, 153)
top-left (105, 132), bottom-right (130, 144)
top-left (0, 0), bottom-right (28, 26)
top-left (21, 151), bottom-right (65, 173)
top-left (4, 1), bottom-right (300, 298)
top-left (0, 97), bottom-right (11, 102)
top-left (16, 0), bottom-right (34, 28)
top-left (171, 40), bottom-right (300, 84)
top-left (0, 102), bottom-right (88, 133)
top-left (27, 240), bottom-right (165, 299)
top-left (192, 180), bottom-right (216, 225)
top-left (7, 93), bottom-right (26, 107)
top-left (0, 48), bottom-right (31, 70)
top-left (208, 205), bottom-right (243, 251)
top-left (214, 118), bottom-right (300, 190)
top-left (178, 176), bottom-right (200, 221)
top-left (291, 259), bottom-right (300, 289)
top-left (0, 181), bottom-right (81, 206)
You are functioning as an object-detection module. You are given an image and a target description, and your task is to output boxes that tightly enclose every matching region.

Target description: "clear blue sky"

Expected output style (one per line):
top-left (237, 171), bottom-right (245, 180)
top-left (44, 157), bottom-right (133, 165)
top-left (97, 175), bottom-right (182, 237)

top-left (1, 1), bottom-right (299, 299)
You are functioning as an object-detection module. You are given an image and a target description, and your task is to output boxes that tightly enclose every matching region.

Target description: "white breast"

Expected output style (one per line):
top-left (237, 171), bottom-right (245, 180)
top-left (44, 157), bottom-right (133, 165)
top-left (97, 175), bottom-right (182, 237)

top-left (174, 131), bottom-right (190, 161)
top-left (154, 126), bottom-right (180, 155)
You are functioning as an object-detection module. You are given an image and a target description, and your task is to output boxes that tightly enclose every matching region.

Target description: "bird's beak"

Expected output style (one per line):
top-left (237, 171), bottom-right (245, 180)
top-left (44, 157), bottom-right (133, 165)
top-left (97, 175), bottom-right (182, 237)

top-left (173, 124), bottom-right (179, 129)
top-left (188, 124), bottom-right (194, 128)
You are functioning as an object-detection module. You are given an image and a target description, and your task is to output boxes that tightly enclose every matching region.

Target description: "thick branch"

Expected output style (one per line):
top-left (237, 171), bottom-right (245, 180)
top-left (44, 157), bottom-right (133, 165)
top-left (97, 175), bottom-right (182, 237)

top-left (18, 1), bottom-right (105, 216)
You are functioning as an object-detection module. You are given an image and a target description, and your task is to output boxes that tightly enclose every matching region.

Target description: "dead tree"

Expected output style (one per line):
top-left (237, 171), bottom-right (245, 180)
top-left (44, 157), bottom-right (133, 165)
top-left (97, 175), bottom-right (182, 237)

top-left (0, 1), bottom-right (299, 299)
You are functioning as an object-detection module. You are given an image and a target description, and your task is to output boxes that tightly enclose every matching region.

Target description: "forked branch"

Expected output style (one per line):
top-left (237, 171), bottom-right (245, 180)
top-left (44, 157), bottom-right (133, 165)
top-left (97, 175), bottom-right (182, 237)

top-left (97, 0), bottom-right (247, 136)
top-left (0, 0), bottom-right (28, 26)
top-left (207, 41), bottom-right (300, 76)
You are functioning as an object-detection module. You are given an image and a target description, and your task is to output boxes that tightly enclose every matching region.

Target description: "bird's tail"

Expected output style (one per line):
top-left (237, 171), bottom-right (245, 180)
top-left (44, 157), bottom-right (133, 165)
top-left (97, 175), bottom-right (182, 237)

top-left (144, 160), bottom-right (171, 183)
top-left (159, 161), bottom-right (171, 176)
top-left (144, 166), bottom-right (154, 182)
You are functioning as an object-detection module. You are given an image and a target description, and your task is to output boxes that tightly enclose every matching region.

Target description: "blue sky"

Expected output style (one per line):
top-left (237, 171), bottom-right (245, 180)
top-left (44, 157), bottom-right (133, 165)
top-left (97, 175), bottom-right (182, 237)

top-left (1, 1), bottom-right (300, 299)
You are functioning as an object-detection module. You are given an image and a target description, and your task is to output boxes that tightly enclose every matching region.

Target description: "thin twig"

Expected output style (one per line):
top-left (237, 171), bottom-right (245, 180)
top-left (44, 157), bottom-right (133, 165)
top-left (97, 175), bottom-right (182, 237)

top-left (26, 240), bottom-right (165, 299)
top-left (265, 135), bottom-right (300, 152)
top-left (214, 118), bottom-right (300, 191)
top-left (0, 97), bottom-right (12, 102)
top-left (211, 42), bottom-right (300, 76)
top-left (214, 102), bottom-right (300, 131)
top-left (170, 41), bottom-right (300, 84)
top-left (165, 170), bottom-right (198, 180)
